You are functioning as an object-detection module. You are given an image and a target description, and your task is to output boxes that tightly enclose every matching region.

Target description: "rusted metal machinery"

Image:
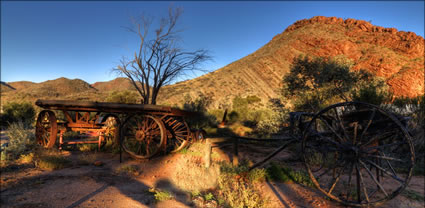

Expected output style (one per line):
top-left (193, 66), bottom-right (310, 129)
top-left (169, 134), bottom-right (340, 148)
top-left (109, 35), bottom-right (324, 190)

top-left (35, 99), bottom-right (203, 159)
top-left (227, 101), bottom-right (415, 207)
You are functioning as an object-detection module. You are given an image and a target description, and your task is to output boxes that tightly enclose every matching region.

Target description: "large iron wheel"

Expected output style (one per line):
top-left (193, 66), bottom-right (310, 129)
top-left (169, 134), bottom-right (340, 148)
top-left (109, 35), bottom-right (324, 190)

top-left (302, 102), bottom-right (414, 207)
top-left (163, 116), bottom-right (190, 153)
top-left (35, 110), bottom-right (58, 148)
top-left (121, 115), bottom-right (166, 159)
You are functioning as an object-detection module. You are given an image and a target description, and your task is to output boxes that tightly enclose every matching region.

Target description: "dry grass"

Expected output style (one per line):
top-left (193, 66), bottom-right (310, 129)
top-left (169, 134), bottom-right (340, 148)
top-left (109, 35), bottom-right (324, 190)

top-left (77, 153), bottom-right (98, 165)
top-left (34, 149), bottom-right (72, 170)
top-left (115, 164), bottom-right (140, 176)
top-left (171, 141), bottom-right (221, 192)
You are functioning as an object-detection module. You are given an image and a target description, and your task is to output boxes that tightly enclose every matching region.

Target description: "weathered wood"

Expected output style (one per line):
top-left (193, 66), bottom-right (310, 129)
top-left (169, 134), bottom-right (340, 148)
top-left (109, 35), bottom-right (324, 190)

top-left (249, 138), bottom-right (298, 171)
top-left (35, 99), bottom-right (195, 117)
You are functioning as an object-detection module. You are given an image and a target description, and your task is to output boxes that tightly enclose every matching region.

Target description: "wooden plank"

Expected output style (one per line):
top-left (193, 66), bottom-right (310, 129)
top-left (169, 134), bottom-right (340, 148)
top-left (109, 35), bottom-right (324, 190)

top-left (35, 99), bottom-right (196, 117)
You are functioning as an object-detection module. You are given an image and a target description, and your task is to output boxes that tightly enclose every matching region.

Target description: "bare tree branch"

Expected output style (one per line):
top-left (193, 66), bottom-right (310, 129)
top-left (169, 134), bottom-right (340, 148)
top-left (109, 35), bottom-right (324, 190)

top-left (113, 6), bottom-right (211, 104)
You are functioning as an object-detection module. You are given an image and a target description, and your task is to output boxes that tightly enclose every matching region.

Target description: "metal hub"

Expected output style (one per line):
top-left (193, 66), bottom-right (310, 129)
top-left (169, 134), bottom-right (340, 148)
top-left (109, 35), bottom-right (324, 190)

top-left (135, 130), bottom-right (146, 141)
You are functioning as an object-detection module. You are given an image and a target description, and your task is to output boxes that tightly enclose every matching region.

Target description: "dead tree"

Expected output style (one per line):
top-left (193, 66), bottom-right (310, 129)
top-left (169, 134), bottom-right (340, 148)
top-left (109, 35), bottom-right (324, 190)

top-left (114, 7), bottom-right (211, 104)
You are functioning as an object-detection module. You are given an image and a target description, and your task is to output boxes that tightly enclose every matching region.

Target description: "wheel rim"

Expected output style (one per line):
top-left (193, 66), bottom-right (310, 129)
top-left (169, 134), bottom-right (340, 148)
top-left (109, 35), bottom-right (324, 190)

top-left (163, 116), bottom-right (190, 153)
top-left (302, 101), bottom-right (414, 207)
top-left (121, 115), bottom-right (165, 159)
top-left (35, 110), bottom-right (58, 148)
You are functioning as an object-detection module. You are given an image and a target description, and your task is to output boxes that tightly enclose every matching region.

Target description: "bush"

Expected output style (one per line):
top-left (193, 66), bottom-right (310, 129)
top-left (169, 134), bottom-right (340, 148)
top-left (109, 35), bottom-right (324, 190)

top-left (36, 155), bottom-right (71, 170)
top-left (105, 90), bottom-right (140, 104)
top-left (351, 79), bottom-right (391, 105)
top-left (266, 163), bottom-right (313, 187)
top-left (217, 167), bottom-right (267, 207)
top-left (182, 93), bottom-right (217, 129)
top-left (1, 102), bottom-right (35, 127)
top-left (115, 164), bottom-right (139, 176)
top-left (215, 161), bottom-right (268, 207)
top-left (5, 122), bottom-right (36, 160)
top-left (151, 189), bottom-right (174, 202)
top-left (281, 55), bottom-right (388, 112)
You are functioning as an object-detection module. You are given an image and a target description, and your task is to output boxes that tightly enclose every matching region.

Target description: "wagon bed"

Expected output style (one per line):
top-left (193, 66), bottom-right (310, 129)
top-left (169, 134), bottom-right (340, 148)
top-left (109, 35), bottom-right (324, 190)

top-left (35, 99), bottom-right (193, 116)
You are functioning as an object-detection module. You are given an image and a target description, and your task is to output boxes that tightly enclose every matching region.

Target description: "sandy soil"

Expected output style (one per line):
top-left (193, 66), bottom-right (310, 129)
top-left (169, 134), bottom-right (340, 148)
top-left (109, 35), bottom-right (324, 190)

top-left (0, 139), bottom-right (423, 208)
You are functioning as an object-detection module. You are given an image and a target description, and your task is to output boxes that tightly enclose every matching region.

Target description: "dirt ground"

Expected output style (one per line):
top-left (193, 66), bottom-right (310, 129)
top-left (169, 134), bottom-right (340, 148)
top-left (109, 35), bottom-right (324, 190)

top-left (0, 139), bottom-right (424, 208)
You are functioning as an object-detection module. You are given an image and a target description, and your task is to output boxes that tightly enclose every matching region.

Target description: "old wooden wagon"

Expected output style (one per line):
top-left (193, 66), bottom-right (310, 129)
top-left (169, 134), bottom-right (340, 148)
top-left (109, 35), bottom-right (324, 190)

top-left (35, 99), bottom-right (203, 159)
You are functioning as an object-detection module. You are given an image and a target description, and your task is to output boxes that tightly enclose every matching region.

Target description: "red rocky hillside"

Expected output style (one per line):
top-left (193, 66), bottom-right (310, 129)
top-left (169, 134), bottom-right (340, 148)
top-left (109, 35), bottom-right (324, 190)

top-left (159, 16), bottom-right (424, 108)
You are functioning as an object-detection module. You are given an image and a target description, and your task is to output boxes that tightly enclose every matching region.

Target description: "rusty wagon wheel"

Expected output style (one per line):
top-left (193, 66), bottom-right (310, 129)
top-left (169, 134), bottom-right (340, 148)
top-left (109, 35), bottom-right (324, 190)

top-left (100, 114), bottom-right (121, 147)
top-left (302, 102), bottom-right (414, 207)
top-left (121, 115), bottom-right (166, 159)
top-left (35, 110), bottom-right (58, 148)
top-left (163, 116), bottom-right (190, 153)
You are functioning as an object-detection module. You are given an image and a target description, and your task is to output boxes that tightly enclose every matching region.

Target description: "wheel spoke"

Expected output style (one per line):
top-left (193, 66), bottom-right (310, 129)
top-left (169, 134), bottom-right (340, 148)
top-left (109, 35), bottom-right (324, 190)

top-left (346, 161), bottom-right (354, 201)
top-left (318, 115), bottom-right (345, 143)
top-left (356, 163), bottom-right (370, 203)
top-left (359, 160), bottom-right (388, 197)
top-left (359, 108), bottom-right (376, 144)
top-left (313, 132), bottom-right (344, 150)
top-left (381, 152), bottom-right (398, 177)
top-left (364, 159), bottom-right (404, 184)
top-left (360, 131), bottom-right (394, 147)
top-left (365, 154), bottom-right (404, 162)
top-left (364, 141), bottom-right (406, 152)
top-left (333, 108), bottom-right (350, 142)
top-left (327, 166), bottom-right (343, 195)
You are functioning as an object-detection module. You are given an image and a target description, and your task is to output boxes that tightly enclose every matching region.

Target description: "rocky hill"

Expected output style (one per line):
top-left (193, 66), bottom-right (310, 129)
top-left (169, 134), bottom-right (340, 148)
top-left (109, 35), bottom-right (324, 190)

top-left (91, 77), bottom-right (136, 92)
top-left (1, 16), bottom-right (423, 108)
top-left (158, 16), bottom-right (424, 108)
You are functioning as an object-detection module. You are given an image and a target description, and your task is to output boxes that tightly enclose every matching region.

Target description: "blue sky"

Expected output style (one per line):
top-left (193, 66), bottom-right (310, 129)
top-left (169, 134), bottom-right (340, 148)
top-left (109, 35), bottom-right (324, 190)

top-left (1, 1), bottom-right (424, 84)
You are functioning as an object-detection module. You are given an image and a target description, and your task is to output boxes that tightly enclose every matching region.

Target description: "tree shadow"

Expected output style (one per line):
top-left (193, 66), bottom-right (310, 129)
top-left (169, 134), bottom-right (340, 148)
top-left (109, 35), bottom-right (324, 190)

top-left (0, 151), bottom-right (194, 208)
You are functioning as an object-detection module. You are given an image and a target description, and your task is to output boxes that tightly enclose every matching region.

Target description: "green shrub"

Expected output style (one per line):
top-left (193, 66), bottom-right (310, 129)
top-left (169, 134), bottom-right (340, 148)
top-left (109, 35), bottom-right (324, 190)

top-left (36, 155), bottom-right (71, 170)
top-left (248, 168), bottom-right (266, 183)
top-left (1, 102), bottom-right (35, 127)
top-left (182, 93), bottom-right (216, 128)
top-left (351, 80), bottom-right (391, 105)
top-left (217, 170), bottom-right (267, 208)
top-left (105, 90), bottom-right (140, 104)
top-left (204, 192), bottom-right (215, 201)
top-left (228, 111), bottom-right (240, 124)
top-left (216, 161), bottom-right (268, 207)
top-left (77, 153), bottom-right (97, 165)
top-left (266, 163), bottom-right (313, 187)
top-left (101, 139), bottom-right (120, 154)
top-left (5, 122), bottom-right (36, 160)
top-left (19, 152), bottom-right (35, 163)
top-left (281, 55), bottom-right (388, 112)
top-left (115, 164), bottom-right (139, 176)
top-left (150, 189), bottom-right (174, 202)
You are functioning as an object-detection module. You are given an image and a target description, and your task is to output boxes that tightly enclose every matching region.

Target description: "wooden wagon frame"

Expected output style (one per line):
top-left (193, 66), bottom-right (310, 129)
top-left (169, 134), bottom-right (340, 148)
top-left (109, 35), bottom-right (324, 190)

top-left (35, 99), bottom-right (204, 160)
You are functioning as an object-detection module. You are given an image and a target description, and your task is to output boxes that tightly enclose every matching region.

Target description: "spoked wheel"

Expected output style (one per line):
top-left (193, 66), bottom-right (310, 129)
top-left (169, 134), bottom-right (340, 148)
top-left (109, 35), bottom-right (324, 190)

top-left (35, 110), bottom-right (58, 148)
top-left (121, 115), bottom-right (166, 159)
top-left (302, 101), bottom-right (414, 207)
top-left (100, 114), bottom-right (121, 147)
top-left (163, 116), bottom-right (190, 153)
top-left (193, 129), bottom-right (206, 142)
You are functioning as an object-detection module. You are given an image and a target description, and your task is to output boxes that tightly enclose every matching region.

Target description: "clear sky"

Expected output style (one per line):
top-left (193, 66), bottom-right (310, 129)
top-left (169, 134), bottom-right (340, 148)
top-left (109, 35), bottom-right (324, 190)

top-left (1, 1), bottom-right (424, 84)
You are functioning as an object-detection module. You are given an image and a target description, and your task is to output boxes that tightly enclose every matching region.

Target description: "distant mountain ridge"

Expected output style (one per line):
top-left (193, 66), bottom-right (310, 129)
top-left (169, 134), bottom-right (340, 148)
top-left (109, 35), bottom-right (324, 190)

top-left (1, 16), bottom-right (424, 108)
